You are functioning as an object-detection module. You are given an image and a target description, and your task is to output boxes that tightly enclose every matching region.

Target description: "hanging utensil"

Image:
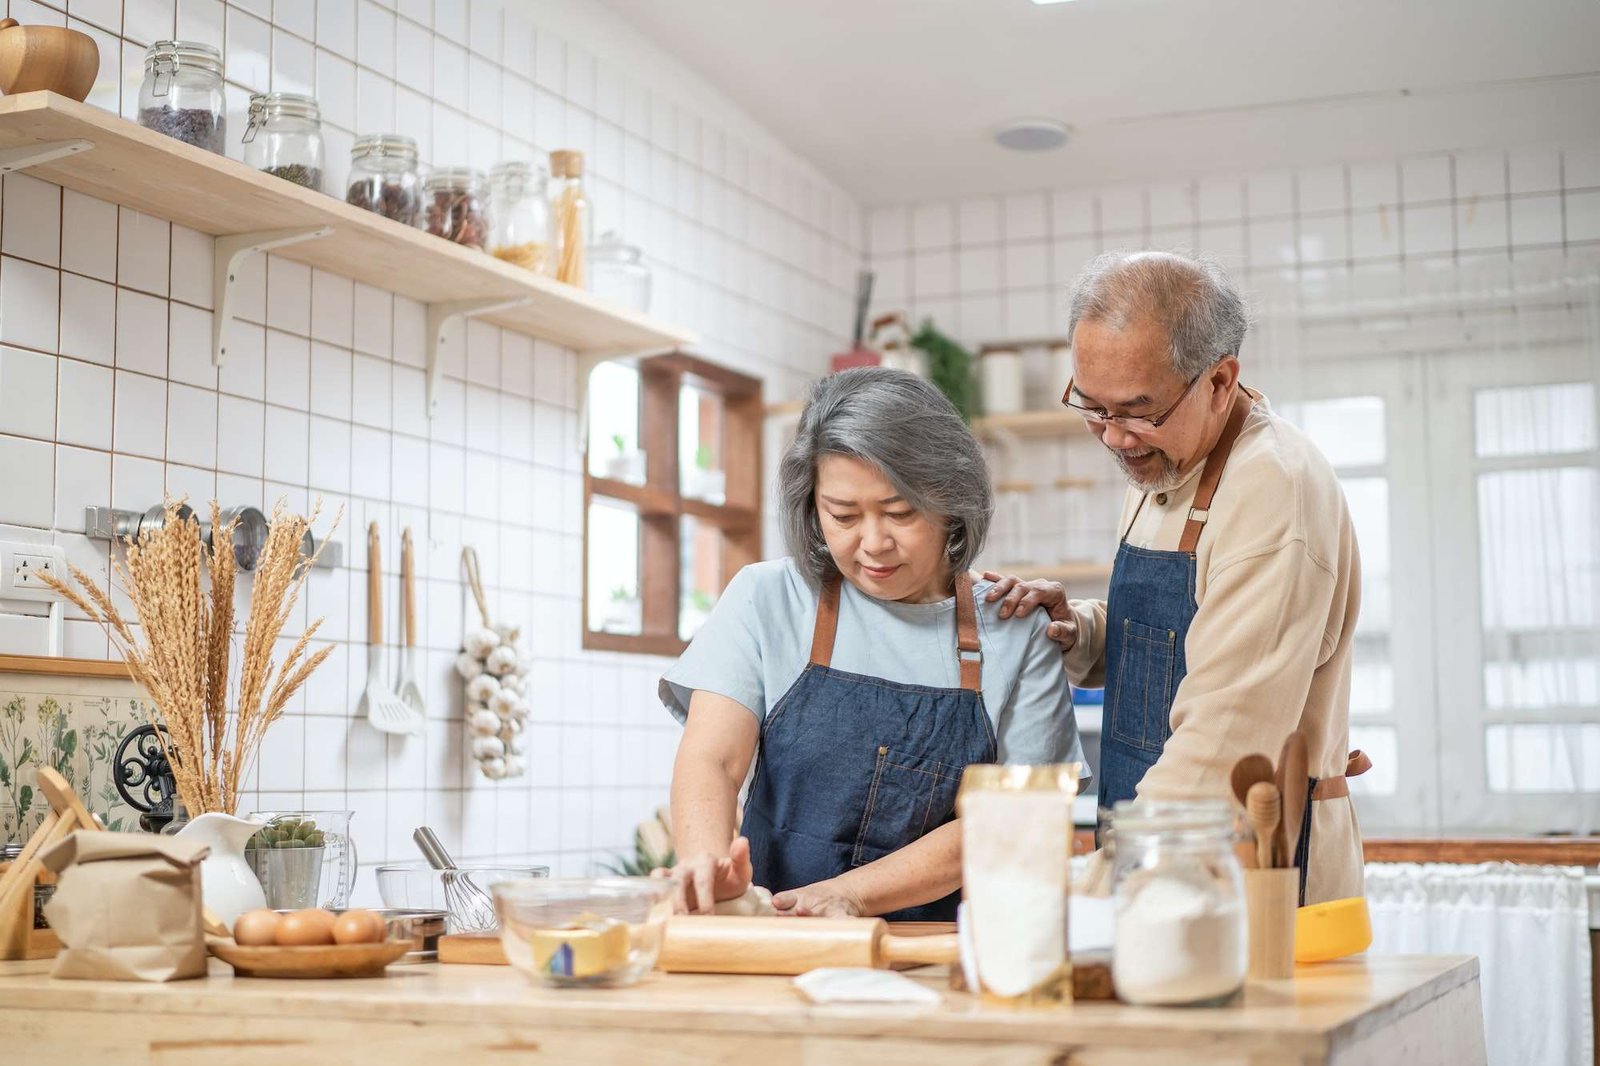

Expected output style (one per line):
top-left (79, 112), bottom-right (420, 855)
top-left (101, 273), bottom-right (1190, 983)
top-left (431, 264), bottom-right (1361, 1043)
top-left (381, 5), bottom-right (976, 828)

top-left (359, 522), bottom-right (414, 735)
top-left (396, 527), bottom-right (426, 730)
top-left (413, 826), bottom-right (496, 932)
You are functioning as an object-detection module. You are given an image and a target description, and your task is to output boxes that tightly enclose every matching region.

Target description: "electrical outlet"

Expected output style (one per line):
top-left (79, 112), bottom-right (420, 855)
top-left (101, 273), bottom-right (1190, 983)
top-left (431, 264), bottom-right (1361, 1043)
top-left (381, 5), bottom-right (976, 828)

top-left (0, 541), bottom-right (69, 603)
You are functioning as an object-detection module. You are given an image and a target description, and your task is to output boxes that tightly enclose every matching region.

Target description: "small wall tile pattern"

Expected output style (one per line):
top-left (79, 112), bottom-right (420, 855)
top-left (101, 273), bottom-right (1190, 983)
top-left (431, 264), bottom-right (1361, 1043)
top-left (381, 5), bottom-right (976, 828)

top-left (0, 0), bottom-right (860, 901)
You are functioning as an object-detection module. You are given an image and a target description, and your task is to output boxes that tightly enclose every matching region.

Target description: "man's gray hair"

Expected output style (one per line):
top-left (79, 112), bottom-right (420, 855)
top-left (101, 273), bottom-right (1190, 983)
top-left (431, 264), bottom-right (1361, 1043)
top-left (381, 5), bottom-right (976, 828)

top-left (1067, 251), bottom-right (1249, 378)
top-left (779, 367), bottom-right (992, 587)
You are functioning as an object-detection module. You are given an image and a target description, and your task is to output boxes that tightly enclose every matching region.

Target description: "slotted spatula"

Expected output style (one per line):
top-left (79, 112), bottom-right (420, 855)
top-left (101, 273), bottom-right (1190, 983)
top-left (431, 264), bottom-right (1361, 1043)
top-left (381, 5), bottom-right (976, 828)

top-left (360, 521), bottom-right (415, 735)
top-left (396, 527), bottom-right (426, 731)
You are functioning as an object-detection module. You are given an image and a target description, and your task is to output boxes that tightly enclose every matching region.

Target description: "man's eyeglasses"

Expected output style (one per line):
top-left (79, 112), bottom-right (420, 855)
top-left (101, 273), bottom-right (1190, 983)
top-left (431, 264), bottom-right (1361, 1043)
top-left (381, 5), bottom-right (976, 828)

top-left (1060, 373), bottom-right (1204, 434)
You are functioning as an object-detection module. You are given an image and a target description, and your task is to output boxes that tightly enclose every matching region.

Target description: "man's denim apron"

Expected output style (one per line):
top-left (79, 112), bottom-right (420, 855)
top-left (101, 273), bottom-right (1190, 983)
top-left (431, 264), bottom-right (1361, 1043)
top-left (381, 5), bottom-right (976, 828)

top-left (741, 572), bottom-right (996, 921)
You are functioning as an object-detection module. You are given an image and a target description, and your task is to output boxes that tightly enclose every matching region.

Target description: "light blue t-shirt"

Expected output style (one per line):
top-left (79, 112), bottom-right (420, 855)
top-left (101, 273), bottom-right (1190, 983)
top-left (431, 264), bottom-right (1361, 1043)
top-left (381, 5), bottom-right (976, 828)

top-left (660, 558), bottom-right (1086, 768)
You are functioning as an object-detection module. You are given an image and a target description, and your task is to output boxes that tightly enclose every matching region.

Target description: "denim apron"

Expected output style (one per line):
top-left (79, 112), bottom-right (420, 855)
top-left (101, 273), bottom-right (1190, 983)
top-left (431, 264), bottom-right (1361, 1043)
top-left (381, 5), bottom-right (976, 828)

top-left (1097, 391), bottom-right (1368, 905)
top-left (741, 572), bottom-right (996, 921)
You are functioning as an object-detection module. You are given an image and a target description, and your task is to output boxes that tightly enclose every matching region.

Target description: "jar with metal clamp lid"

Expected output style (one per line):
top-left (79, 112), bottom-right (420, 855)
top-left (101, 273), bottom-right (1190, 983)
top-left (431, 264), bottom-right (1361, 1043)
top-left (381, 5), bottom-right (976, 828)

top-left (346, 133), bottom-right (421, 225)
top-left (487, 161), bottom-right (550, 272)
top-left (243, 92), bottom-right (325, 191)
top-left (137, 40), bottom-right (225, 153)
top-left (424, 167), bottom-right (489, 250)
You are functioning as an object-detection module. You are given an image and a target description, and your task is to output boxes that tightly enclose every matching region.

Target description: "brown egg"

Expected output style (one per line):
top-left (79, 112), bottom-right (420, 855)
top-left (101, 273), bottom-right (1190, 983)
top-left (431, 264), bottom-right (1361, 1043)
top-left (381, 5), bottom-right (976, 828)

top-left (333, 909), bottom-right (388, 945)
top-left (233, 909), bottom-right (282, 946)
top-left (275, 908), bottom-right (337, 946)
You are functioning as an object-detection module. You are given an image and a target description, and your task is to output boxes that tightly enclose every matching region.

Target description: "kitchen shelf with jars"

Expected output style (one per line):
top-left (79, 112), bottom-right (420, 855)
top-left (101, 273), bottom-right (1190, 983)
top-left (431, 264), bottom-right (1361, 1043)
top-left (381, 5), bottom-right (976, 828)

top-left (0, 89), bottom-right (695, 414)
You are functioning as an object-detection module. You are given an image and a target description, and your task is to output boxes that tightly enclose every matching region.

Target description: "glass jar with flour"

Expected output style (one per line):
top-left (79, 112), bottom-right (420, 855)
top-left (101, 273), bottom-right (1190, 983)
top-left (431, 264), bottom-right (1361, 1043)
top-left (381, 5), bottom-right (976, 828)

top-left (1108, 800), bottom-right (1246, 1006)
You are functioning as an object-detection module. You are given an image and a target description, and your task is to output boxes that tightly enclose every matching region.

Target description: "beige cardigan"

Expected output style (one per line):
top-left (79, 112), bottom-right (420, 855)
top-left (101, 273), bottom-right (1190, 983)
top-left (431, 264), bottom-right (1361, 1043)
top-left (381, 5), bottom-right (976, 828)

top-left (1066, 391), bottom-right (1365, 905)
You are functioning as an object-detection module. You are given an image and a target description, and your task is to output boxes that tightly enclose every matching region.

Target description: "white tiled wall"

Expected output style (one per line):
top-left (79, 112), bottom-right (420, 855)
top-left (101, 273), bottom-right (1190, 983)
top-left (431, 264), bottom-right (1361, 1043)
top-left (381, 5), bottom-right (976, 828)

top-left (869, 143), bottom-right (1600, 578)
top-left (0, 0), bottom-right (860, 897)
top-left (867, 144), bottom-right (1600, 350)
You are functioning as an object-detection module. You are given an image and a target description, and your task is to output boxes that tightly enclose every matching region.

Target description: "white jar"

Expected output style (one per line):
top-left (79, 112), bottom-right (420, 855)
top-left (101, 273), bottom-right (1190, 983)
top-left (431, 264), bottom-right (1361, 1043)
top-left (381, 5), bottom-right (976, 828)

top-left (980, 346), bottom-right (1024, 415)
top-left (1050, 343), bottom-right (1074, 402)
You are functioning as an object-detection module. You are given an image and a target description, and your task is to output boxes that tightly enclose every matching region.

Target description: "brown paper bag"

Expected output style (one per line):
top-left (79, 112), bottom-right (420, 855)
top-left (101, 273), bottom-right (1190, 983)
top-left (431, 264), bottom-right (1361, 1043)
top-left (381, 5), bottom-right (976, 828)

top-left (40, 831), bottom-right (209, 981)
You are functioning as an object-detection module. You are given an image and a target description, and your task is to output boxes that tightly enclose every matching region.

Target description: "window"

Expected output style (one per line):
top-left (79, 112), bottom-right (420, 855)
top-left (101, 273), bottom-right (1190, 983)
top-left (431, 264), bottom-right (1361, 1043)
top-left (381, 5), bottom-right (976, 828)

top-left (582, 352), bottom-right (762, 656)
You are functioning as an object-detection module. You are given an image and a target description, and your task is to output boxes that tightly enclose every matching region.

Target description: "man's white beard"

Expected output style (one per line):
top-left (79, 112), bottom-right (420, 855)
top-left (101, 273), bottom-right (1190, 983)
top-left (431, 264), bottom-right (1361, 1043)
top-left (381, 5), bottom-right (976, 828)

top-left (1113, 449), bottom-right (1185, 494)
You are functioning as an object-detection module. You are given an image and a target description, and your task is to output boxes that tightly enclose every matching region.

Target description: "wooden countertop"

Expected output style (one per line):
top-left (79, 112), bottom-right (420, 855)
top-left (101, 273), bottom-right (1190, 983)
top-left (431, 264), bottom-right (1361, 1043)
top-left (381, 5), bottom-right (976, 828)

top-left (0, 954), bottom-right (1484, 1065)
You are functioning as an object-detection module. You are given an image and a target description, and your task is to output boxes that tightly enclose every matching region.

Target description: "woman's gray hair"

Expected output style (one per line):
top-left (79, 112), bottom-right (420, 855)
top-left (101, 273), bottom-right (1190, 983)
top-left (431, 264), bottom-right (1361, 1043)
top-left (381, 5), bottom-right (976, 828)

top-left (1066, 251), bottom-right (1249, 378)
top-left (779, 367), bottom-right (993, 587)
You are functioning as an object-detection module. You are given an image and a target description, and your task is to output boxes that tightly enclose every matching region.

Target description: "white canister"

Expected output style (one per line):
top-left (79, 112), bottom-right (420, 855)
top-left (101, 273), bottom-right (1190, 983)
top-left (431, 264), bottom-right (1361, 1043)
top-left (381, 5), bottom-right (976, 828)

top-left (980, 346), bottom-right (1024, 415)
top-left (1050, 343), bottom-right (1074, 402)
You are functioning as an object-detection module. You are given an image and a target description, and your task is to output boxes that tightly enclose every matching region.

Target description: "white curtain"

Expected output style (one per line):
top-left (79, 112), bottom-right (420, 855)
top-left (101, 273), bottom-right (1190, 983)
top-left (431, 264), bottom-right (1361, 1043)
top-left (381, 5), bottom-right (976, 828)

top-left (1365, 861), bottom-right (1593, 1066)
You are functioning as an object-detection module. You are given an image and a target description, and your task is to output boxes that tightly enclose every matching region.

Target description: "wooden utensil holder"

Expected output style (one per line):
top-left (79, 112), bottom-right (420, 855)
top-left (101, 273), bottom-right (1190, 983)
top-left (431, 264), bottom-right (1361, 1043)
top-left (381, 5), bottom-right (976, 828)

top-left (1244, 867), bottom-right (1297, 980)
top-left (0, 768), bottom-right (94, 959)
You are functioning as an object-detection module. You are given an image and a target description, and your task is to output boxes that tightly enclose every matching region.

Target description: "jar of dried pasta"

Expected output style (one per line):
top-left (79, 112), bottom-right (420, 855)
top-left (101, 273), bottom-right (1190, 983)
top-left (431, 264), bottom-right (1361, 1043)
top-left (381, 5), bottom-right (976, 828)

top-left (487, 161), bottom-right (550, 272)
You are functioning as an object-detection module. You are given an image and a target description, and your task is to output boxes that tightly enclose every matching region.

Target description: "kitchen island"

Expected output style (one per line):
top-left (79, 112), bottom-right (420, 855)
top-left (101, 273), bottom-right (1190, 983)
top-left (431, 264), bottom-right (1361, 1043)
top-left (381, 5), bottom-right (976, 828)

top-left (0, 953), bottom-right (1484, 1065)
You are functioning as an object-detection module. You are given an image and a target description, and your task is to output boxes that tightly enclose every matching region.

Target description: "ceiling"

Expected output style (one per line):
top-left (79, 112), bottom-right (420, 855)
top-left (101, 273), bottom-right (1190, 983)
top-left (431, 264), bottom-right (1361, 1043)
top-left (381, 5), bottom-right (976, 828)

top-left (598, 0), bottom-right (1600, 205)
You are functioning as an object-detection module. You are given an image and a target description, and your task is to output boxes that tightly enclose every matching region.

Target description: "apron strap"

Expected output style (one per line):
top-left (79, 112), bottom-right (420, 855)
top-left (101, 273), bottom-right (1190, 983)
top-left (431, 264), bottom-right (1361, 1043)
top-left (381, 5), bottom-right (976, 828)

top-left (809, 573), bottom-right (844, 668)
top-left (954, 572), bottom-right (982, 692)
top-left (1310, 749), bottom-right (1373, 801)
top-left (808, 571), bottom-right (983, 692)
top-left (1177, 389), bottom-right (1255, 554)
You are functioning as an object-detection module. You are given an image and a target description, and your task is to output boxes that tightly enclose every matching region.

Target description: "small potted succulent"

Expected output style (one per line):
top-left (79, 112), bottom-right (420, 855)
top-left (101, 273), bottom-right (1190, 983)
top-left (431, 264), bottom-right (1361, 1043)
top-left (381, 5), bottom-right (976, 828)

top-left (245, 816), bottom-right (326, 909)
top-left (603, 583), bottom-right (642, 634)
top-left (604, 432), bottom-right (646, 484)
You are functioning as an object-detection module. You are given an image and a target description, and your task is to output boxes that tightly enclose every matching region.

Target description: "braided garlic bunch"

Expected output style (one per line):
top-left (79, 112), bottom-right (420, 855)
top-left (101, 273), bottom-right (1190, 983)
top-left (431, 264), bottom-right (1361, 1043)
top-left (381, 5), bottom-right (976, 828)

top-left (457, 548), bottom-right (529, 780)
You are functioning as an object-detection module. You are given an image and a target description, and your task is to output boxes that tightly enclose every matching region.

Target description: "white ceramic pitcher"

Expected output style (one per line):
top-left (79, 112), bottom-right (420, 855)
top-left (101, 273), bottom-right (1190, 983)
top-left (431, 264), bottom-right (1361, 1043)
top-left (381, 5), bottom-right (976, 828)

top-left (176, 812), bottom-right (267, 924)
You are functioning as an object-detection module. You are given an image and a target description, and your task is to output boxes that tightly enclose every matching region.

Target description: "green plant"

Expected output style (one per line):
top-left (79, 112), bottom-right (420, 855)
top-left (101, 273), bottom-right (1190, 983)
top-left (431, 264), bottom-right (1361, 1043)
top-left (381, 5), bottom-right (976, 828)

top-left (250, 816), bottom-right (324, 849)
top-left (694, 443), bottom-right (715, 471)
top-left (911, 319), bottom-right (978, 423)
top-left (687, 589), bottom-right (714, 613)
top-left (610, 584), bottom-right (637, 603)
top-left (601, 829), bottom-right (675, 877)
top-left (610, 432), bottom-right (627, 455)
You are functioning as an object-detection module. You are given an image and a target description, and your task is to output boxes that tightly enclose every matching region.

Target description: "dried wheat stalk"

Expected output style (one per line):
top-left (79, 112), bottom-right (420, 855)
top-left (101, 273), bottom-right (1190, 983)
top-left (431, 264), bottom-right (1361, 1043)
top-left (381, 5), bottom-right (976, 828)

top-left (44, 498), bottom-right (341, 816)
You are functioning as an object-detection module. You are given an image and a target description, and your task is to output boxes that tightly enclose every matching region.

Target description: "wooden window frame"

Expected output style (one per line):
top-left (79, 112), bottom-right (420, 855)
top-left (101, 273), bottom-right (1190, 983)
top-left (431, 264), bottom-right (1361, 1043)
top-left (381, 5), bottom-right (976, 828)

top-left (582, 352), bottom-right (763, 656)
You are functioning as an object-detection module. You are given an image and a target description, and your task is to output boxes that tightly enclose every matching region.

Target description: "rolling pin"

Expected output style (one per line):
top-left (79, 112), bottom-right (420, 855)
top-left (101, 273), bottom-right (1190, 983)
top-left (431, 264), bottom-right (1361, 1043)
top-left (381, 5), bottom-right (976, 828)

top-left (657, 916), bottom-right (959, 975)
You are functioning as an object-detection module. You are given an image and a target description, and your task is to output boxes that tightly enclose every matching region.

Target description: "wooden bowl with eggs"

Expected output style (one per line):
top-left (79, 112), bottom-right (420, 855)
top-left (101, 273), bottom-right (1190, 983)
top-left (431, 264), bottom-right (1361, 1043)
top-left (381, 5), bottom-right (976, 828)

top-left (210, 907), bottom-right (410, 978)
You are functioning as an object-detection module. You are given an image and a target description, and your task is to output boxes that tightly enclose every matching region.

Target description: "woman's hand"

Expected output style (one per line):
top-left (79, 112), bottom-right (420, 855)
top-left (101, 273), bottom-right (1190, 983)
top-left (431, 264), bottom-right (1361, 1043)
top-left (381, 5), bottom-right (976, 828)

top-left (771, 878), bottom-right (866, 918)
top-left (981, 571), bottom-right (1078, 651)
top-left (655, 835), bottom-right (754, 915)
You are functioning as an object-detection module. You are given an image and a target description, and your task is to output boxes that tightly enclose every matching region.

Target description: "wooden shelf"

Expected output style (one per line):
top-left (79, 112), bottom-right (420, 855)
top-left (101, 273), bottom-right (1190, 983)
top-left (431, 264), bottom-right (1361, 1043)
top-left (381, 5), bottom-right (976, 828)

top-left (0, 92), bottom-right (696, 359)
top-left (972, 410), bottom-right (1090, 440)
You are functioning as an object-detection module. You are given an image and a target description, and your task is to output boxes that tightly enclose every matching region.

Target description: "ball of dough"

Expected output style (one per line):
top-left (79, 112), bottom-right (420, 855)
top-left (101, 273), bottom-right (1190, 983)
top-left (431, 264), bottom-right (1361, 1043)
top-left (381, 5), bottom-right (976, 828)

top-left (712, 886), bottom-right (777, 916)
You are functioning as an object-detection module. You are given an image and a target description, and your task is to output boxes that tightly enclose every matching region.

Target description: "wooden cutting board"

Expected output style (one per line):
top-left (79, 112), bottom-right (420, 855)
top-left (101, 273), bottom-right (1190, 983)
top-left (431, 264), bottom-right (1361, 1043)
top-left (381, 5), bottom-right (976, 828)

top-left (438, 931), bottom-right (505, 965)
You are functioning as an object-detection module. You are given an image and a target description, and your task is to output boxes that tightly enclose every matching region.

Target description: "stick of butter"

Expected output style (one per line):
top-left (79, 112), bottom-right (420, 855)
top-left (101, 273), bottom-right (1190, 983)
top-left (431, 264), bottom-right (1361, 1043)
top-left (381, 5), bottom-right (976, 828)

top-left (528, 913), bottom-right (631, 979)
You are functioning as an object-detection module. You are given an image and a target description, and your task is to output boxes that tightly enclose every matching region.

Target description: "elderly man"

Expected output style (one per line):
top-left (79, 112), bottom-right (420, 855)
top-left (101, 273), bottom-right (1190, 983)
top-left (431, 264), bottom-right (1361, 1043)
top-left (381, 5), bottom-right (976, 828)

top-left (988, 251), bottom-right (1368, 905)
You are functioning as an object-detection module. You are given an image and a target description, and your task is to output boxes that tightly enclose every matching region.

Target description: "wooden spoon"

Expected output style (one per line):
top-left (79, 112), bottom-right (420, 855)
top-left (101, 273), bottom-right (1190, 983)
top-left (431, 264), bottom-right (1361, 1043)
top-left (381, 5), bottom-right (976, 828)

top-left (1246, 781), bottom-right (1281, 869)
top-left (1277, 731), bottom-right (1309, 869)
top-left (1230, 753), bottom-right (1275, 810)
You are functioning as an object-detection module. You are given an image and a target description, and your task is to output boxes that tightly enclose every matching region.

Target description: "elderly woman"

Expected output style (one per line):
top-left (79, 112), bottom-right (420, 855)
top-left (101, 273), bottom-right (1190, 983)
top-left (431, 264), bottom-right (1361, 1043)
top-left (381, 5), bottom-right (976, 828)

top-left (659, 367), bottom-right (1085, 920)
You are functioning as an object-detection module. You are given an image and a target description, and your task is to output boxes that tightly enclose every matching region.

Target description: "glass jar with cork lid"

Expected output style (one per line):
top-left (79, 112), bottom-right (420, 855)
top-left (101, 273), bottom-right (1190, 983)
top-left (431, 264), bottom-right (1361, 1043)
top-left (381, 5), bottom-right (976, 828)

top-left (138, 41), bottom-right (225, 153)
top-left (487, 161), bottom-right (551, 272)
top-left (242, 92), bottom-right (324, 190)
top-left (346, 134), bottom-right (422, 226)
top-left (549, 150), bottom-right (592, 286)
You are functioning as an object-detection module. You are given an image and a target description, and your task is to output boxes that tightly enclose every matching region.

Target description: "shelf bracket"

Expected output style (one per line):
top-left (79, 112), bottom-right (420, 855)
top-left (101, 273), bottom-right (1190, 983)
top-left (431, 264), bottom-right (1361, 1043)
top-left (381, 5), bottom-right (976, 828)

top-left (0, 138), bottom-right (95, 174)
top-left (425, 297), bottom-right (531, 414)
top-left (212, 226), bottom-right (333, 366)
